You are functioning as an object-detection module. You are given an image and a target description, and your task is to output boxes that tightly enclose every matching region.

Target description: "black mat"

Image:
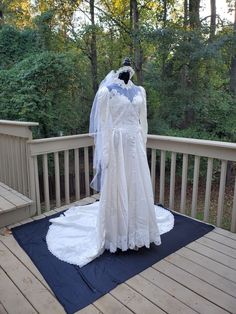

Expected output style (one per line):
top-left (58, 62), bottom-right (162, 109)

top-left (12, 206), bottom-right (214, 314)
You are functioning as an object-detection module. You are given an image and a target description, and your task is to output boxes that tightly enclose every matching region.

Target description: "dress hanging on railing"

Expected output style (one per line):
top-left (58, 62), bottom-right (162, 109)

top-left (46, 67), bottom-right (174, 267)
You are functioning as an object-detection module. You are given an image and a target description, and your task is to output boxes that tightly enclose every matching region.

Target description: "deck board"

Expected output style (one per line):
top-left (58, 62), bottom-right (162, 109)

top-left (214, 227), bottom-right (236, 240)
top-left (187, 241), bottom-right (236, 270)
top-left (0, 266), bottom-right (36, 314)
top-left (0, 241), bottom-right (65, 314)
top-left (166, 251), bottom-right (236, 298)
top-left (141, 267), bottom-right (225, 314)
top-left (0, 234), bottom-right (53, 293)
top-left (196, 236), bottom-right (236, 259)
top-left (0, 196), bottom-right (14, 212)
top-left (1, 196), bottom-right (236, 314)
top-left (126, 274), bottom-right (196, 313)
top-left (0, 301), bottom-right (8, 314)
top-left (110, 283), bottom-right (165, 314)
top-left (154, 259), bottom-right (236, 313)
top-left (177, 246), bottom-right (236, 282)
top-left (205, 231), bottom-right (236, 248)
top-left (75, 305), bottom-right (103, 314)
top-left (0, 182), bottom-right (33, 213)
top-left (94, 293), bottom-right (133, 314)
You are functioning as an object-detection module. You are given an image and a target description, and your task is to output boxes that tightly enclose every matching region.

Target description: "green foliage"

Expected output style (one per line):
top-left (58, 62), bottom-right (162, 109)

top-left (0, 25), bottom-right (41, 69)
top-left (0, 2), bottom-right (235, 144)
top-left (0, 51), bottom-right (92, 138)
top-left (144, 26), bottom-right (236, 142)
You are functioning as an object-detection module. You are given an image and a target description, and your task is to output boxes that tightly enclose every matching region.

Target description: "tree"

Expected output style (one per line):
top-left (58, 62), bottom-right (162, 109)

top-left (229, 0), bottom-right (236, 95)
top-left (189, 0), bottom-right (201, 29)
top-left (184, 0), bottom-right (188, 28)
top-left (210, 0), bottom-right (216, 40)
top-left (89, 0), bottom-right (98, 93)
top-left (0, 0), bottom-right (4, 26)
top-left (0, 51), bottom-right (92, 137)
top-left (0, 0), bottom-right (32, 28)
top-left (130, 0), bottom-right (143, 84)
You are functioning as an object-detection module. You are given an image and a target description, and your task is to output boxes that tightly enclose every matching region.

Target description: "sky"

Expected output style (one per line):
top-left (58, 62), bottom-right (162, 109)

top-left (200, 0), bottom-right (234, 23)
top-left (74, 0), bottom-right (235, 26)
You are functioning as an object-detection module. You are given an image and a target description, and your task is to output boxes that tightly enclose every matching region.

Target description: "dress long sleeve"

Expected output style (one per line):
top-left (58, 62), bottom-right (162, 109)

top-left (139, 86), bottom-right (148, 146)
top-left (97, 86), bottom-right (110, 169)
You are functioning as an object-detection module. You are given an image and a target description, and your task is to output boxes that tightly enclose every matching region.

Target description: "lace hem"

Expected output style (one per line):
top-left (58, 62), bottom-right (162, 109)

top-left (46, 229), bottom-right (105, 267)
top-left (104, 230), bottom-right (161, 253)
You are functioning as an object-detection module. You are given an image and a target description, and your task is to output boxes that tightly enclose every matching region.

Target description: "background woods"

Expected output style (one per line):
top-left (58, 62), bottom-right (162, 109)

top-left (0, 0), bottom-right (235, 227)
top-left (0, 0), bottom-right (235, 141)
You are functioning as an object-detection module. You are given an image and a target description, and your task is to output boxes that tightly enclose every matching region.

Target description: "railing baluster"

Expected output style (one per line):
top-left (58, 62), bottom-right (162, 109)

top-left (231, 176), bottom-right (236, 232)
top-left (14, 138), bottom-right (21, 192)
top-left (0, 136), bottom-right (3, 181)
top-left (216, 160), bottom-right (227, 227)
top-left (20, 139), bottom-right (27, 195)
top-left (74, 148), bottom-right (80, 200)
top-left (204, 158), bottom-right (213, 222)
top-left (151, 149), bottom-right (156, 195)
top-left (180, 154), bottom-right (188, 213)
top-left (54, 152), bottom-right (61, 208)
top-left (159, 150), bottom-right (166, 205)
top-left (4, 137), bottom-right (8, 183)
top-left (43, 154), bottom-right (50, 211)
top-left (84, 147), bottom-right (90, 197)
top-left (0, 136), bottom-right (5, 182)
top-left (33, 156), bottom-right (41, 214)
top-left (11, 137), bottom-right (17, 188)
top-left (191, 155), bottom-right (200, 218)
top-left (64, 150), bottom-right (70, 205)
top-left (92, 146), bottom-right (96, 178)
top-left (8, 137), bottom-right (14, 187)
top-left (7, 138), bottom-right (11, 186)
top-left (169, 152), bottom-right (176, 209)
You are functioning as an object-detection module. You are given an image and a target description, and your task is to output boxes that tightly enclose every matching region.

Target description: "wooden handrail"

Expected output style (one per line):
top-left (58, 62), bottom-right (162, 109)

top-left (28, 134), bottom-right (94, 156)
top-left (147, 135), bottom-right (236, 161)
top-left (1, 121), bottom-right (235, 232)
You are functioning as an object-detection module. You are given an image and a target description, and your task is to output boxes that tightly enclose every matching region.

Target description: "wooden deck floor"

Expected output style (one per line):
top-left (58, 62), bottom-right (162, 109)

top-left (0, 195), bottom-right (236, 314)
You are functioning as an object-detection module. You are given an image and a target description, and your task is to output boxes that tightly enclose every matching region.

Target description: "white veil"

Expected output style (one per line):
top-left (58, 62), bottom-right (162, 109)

top-left (89, 70), bottom-right (115, 191)
top-left (89, 66), bottom-right (135, 191)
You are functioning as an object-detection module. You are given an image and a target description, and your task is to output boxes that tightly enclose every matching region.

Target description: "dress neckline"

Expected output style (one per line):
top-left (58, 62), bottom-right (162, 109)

top-left (113, 77), bottom-right (134, 90)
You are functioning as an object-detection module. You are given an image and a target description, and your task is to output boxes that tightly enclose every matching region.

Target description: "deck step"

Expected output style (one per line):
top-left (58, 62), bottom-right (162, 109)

top-left (0, 182), bottom-right (34, 228)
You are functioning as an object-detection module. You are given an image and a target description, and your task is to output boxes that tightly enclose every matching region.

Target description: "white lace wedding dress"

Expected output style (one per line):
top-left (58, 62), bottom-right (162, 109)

top-left (46, 74), bottom-right (174, 267)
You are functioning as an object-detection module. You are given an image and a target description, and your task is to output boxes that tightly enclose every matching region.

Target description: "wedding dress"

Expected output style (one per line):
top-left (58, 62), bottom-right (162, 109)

top-left (46, 66), bottom-right (174, 267)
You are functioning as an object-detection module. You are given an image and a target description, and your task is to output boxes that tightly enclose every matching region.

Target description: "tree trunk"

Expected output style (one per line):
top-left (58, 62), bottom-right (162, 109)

top-left (130, 0), bottom-right (143, 85)
top-left (163, 0), bottom-right (167, 27)
top-left (184, 0), bottom-right (188, 29)
top-left (0, 0), bottom-right (4, 26)
top-left (189, 0), bottom-right (201, 29)
top-left (209, 0), bottom-right (216, 40)
top-left (89, 0), bottom-right (98, 94)
top-left (230, 0), bottom-right (236, 95)
top-left (129, 0), bottom-right (133, 57)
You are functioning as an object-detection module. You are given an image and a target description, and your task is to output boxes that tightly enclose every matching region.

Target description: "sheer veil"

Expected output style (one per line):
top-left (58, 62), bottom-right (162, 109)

top-left (89, 66), bottom-right (135, 191)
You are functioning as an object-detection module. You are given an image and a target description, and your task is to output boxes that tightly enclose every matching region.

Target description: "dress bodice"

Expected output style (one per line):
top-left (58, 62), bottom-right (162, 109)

top-left (106, 78), bottom-right (144, 129)
top-left (89, 77), bottom-right (148, 191)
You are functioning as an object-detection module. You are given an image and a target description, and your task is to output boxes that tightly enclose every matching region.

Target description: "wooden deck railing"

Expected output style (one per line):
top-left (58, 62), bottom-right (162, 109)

top-left (0, 120), bottom-right (236, 232)
top-left (147, 135), bottom-right (236, 232)
top-left (27, 134), bottom-right (94, 213)
top-left (0, 120), bottom-right (38, 198)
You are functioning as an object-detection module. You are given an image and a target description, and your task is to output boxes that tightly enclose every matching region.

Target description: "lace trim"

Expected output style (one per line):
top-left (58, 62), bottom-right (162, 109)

top-left (116, 65), bottom-right (135, 78)
top-left (113, 77), bottom-right (134, 90)
top-left (46, 228), bottom-right (105, 267)
top-left (104, 230), bottom-right (161, 253)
